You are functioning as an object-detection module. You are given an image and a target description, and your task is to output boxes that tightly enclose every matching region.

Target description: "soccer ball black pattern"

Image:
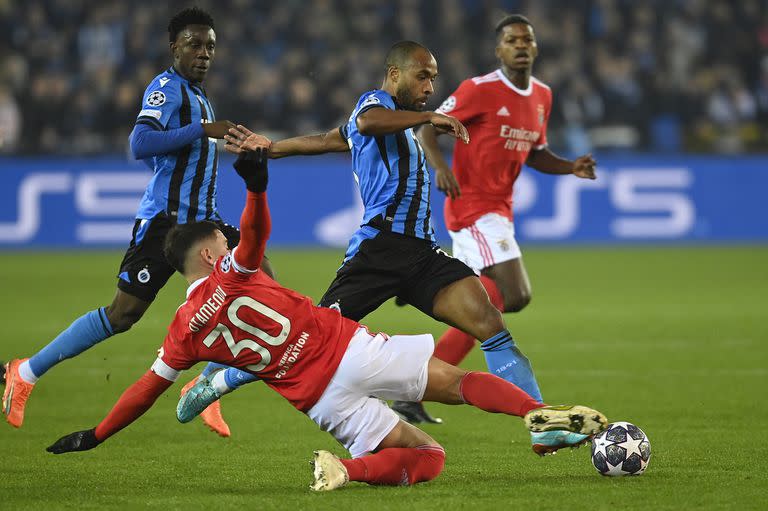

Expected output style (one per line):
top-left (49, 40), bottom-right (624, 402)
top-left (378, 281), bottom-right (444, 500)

top-left (591, 421), bottom-right (651, 476)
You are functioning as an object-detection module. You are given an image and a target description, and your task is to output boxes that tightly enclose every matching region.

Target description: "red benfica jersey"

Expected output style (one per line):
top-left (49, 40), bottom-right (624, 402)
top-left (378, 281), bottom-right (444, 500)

top-left (437, 69), bottom-right (552, 231)
top-left (159, 251), bottom-right (360, 412)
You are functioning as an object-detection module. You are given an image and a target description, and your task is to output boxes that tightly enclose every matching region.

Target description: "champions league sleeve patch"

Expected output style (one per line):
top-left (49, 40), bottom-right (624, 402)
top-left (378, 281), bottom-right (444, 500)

top-left (221, 254), bottom-right (232, 273)
top-left (146, 90), bottom-right (167, 107)
top-left (360, 94), bottom-right (381, 108)
top-left (438, 96), bottom-right (456, 113)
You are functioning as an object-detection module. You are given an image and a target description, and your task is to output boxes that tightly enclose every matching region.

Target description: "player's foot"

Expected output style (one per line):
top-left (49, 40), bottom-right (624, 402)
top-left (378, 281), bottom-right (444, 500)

top-left (525, 405), bottom-right (607, 435)
top-left (3, 358), bottom-right (35, 428)
top-left (178, 377), bottom-right (230, 437)
top-left (391, 401), bottom-right (443, 424)
top-left (309, 450), bottom-right (349, 492)
top-left (530, 430), bottom-right (591, 456)
top-left (525, 405), bottom-right (606, 456)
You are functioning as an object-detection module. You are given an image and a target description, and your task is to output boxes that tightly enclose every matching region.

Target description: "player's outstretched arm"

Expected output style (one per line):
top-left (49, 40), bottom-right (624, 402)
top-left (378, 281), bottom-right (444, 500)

top-left (417, 124), bottom-right (461, 199)
top-left (231, 147), bottom-right (271, 271)
top-left (46, 369), bottom-right (174, 454)
top-left (270, 128), bottom-right (349, 159)
top-left (129, 120), bottom-right (236, 160)
top-left (357, 108), bottom-right (469, 143)
top-left (526, 148), bottom-right (597, 179)
top-left (224, 125), bottom-right (347, 159)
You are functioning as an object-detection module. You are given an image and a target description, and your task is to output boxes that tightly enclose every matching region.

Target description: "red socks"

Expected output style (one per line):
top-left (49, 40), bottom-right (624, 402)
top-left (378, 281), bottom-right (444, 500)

top-left (459, 371), bottom-right (541, 417)
top-left (340, 446), bottom-right (446, 486)
top-left (432, 327), bottom-right (475, 365)
top-left (433, 275), bottom-right (504, 365)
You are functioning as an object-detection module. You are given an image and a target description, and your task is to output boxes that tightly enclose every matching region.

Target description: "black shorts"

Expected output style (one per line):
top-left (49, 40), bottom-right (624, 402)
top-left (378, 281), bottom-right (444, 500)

top-left (318, 229), bottom-right (476, 321)
top-left (116, 214), bottom-right (241, 302)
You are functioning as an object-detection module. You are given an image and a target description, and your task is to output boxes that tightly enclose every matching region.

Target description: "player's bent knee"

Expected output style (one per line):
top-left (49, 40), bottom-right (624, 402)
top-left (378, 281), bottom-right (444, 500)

top-left (409, 446), bottom-right (446, 485)
top-left (505, 291), bottom-right (532, 313)
top-left (108, 316), bottom-right (138, 334)
top-left (105, 309), bottom-right (144, 334)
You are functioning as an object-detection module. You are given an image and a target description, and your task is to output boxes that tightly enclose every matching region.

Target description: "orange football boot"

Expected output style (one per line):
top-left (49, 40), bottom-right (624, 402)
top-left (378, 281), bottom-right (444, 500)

top-left (3, 358), bottom-right (36, 428)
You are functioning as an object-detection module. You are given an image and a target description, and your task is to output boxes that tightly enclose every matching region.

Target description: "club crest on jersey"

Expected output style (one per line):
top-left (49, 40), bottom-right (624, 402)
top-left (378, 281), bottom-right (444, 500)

top-left (537, 104), bottom-right (545, 125)
top-left (146, 91), bottom-right (166, 107)
top-left (498, 240), bottom-right (510, 252)
top-left (138, 268), bottom-right (151, 284)
top-left (438, 95), bottom-right (456, 113)
top-left (221, 254), bottom-right (232, 273)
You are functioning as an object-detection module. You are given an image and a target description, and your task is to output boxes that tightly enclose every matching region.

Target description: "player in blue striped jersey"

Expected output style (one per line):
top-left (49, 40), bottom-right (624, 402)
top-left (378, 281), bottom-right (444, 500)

top-left (2, 8), bottom-right (270, 433)
top-left (179, 42), bottom-right (586, 454)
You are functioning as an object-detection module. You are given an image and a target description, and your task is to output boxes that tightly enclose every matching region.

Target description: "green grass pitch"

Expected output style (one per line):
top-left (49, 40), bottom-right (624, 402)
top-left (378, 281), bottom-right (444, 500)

top-left (1, 246), bottom-right (766, 510)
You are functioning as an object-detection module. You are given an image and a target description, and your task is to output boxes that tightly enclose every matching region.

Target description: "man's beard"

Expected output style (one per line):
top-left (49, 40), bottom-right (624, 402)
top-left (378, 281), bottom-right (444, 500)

top-left (396, 87), bottom-right (420, 111)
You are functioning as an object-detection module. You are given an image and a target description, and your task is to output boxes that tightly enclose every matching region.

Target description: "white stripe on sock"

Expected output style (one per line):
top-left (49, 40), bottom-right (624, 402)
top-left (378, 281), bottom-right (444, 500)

top-left (18, 360), bottom-right (39, 384)
top-left (210, 370), bottom-right (233, 396)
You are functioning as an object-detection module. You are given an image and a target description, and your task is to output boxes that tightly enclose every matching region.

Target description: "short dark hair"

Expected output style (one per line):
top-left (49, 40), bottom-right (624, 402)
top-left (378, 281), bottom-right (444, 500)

top-left (168, 7), bottom-right (215, 42)
top-left (495, 14), bottom-right (533, 39)
top-left (384, 40), bottom-right (431, 73)
top-left (163, 221), bottom-right (220, 273)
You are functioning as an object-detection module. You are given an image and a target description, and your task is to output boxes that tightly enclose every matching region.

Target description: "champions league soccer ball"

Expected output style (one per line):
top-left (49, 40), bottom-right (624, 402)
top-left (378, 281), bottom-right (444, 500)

top-left (591, 422), bottom-right (651, 476)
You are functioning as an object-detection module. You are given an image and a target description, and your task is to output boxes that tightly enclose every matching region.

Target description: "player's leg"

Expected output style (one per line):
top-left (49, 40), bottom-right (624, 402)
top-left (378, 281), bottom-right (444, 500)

top-left (403, 248), bottom-right (543, 403)
top-left (431, 274), bottom-right (503, 366)
top-left (483, 257), bottom-right (532, 312)
top-left (307, 328), bottom-right (446, 490)
top-left (431, 275), bottom-right (541, 401)
top-left (433, 214), bottom-right (530, 367)
top-left (313, 419), bottom-right (445, 491)
top-left (177, 363), bottom-right (260, 437)
top-left (422, 357), bottom-right (608, 454)
top-left (311, 418), bottom-right (445, 491)
top-left (3, 217), bottom-right (174, 428)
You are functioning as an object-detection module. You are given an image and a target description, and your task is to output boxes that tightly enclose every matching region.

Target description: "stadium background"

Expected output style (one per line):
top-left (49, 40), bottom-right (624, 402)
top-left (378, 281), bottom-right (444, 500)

top-left (1, 1), bottom-right (767, 509)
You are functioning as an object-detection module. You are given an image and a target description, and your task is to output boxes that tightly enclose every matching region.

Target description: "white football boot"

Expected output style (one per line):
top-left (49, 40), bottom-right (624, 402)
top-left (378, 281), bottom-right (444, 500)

top-left (309, 450), bottom-right (349, 491)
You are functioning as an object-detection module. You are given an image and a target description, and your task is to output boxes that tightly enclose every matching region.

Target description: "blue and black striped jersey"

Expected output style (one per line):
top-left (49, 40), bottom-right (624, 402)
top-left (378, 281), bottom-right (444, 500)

top-left (341, 89), bottom-right (434, 257)
top-left (135, 67), bottom-right (219, 223)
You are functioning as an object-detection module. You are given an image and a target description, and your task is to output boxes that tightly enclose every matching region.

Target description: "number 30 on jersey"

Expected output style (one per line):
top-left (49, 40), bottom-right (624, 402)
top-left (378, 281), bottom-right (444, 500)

top-left (201, 296), bottom-right (291, 372)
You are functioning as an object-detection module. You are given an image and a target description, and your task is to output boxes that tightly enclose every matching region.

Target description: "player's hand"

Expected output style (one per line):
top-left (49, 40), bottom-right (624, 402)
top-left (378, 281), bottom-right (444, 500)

top-left (233, 147), bottom-right (269, 193)
top-left (572, 154), bottom-right (597, 179)
top-left (224, 125), bottom-right (272, 155)
top-left (436, 167), bottom-right (461, 199)
top-left (203, 120), bottom-right (237, 139)
top-left (429, 113), bottom-right (469, 144)
top-left (46, 428), bottom-right (100, 454)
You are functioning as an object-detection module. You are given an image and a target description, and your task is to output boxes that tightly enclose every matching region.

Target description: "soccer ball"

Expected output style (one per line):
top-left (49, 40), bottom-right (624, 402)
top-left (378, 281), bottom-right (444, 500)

top-left (591, 421), bottom-right (651, 476)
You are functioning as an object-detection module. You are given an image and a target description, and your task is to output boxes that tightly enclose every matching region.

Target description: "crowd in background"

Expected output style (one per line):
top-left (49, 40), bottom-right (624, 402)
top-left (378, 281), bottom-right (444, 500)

top-left (1, 0), bottom-right (766, 155)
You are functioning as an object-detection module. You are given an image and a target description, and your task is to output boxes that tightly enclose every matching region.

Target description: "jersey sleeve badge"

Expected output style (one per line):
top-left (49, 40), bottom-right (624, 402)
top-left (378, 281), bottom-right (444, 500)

top-left (360, 94), bottom-right (381, 108)
top-left (146, 91), bottom-right (167, 107)
top-left (438, 96), bottom-right (456, 113)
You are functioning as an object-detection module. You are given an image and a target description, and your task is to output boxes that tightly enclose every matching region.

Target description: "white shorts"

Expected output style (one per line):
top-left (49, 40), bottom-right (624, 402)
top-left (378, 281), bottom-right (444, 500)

top-left (449, 212), bottom-right (522, 273)
top-left (306, 327), bottom-right (434, 458)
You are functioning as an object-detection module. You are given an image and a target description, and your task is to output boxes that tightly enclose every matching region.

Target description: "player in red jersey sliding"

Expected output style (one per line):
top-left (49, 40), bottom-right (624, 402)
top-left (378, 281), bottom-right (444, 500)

top-left (392, 14), bottom-right (598, 424)
top-left (46, 141), bottom-right (607, 490)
